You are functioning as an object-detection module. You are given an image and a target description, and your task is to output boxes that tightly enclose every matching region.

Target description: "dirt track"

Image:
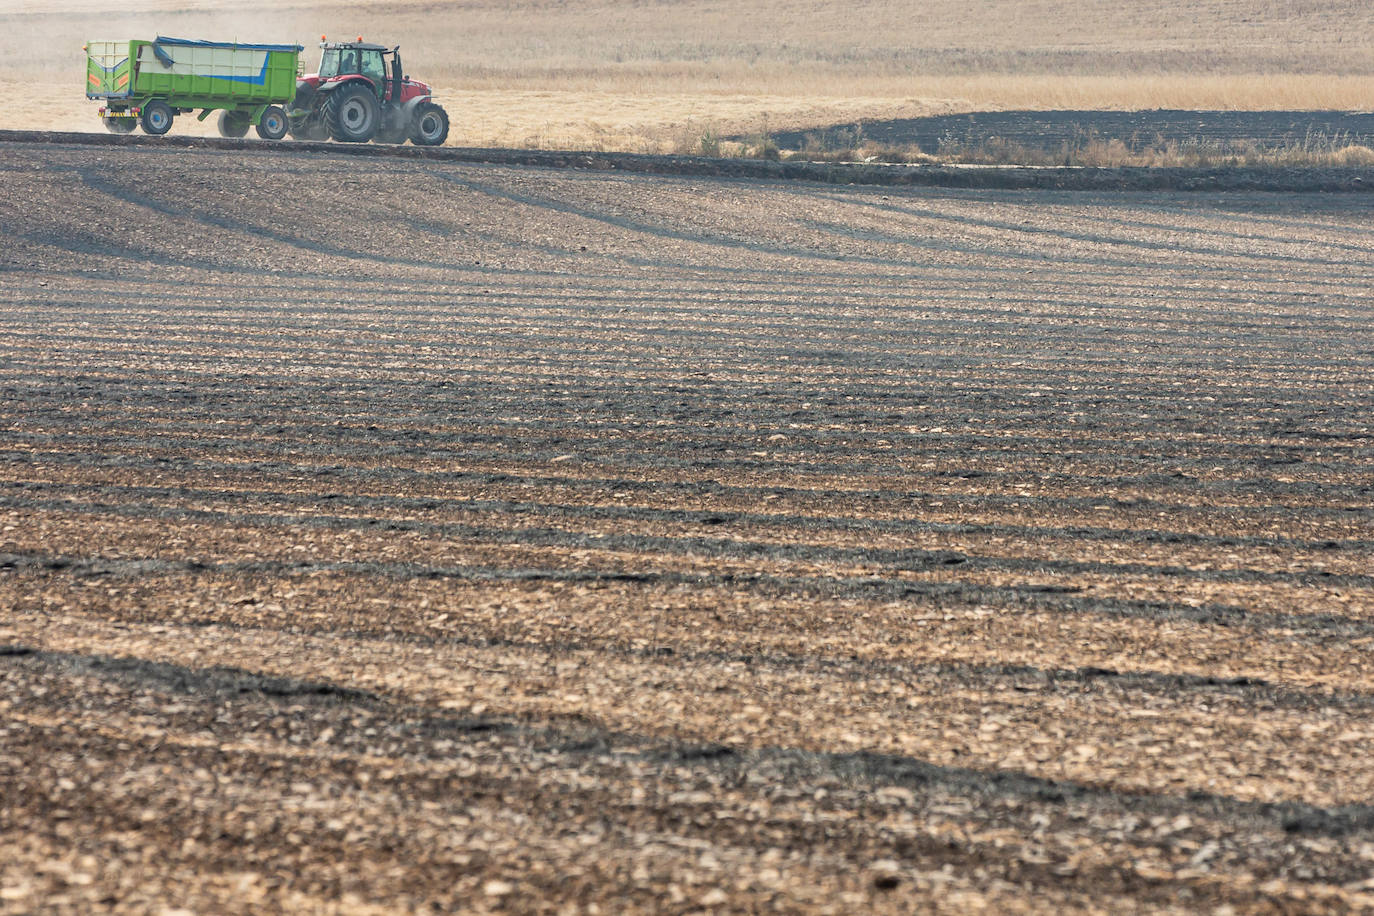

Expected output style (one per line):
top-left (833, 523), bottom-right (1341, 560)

top-left (2, 140), bottom-right (1374, 913)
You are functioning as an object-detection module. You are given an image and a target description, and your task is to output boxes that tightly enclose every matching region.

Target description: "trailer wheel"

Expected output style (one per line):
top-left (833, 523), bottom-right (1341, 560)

top-left (409, 102), bottom-right (449, 146)
top-left (103, 117), bottom-right (136, 134)
top-left (217, 111), bottom-right (251, 138)
top-left (256, 106), bottom-right (289, 141)
top-left (140, 100), bottom-right (174, 136)
top-left (323, 83), bottom-right (380, 143)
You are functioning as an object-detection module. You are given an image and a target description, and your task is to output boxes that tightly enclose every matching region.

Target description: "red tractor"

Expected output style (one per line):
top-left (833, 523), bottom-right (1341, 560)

top-left (289, 39), bottom-right (449, 145)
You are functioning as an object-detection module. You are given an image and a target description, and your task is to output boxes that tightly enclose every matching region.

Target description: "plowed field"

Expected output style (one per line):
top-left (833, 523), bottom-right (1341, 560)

top-left (2, 141), bottom-right (1373, 913)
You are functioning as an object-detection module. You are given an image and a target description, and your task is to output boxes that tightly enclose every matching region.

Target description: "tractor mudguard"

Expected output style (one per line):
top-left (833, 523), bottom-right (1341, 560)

top-left (317, 74), bottom-right (378, 94)
top-left (400, 95), bottom-right (432, 120)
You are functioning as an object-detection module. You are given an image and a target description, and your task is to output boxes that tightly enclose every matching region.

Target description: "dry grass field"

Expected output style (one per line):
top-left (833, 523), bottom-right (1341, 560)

top-left (2, 139), bottom-right (1373, 912)
top-left (6, 0), bottom-right (1374, 149)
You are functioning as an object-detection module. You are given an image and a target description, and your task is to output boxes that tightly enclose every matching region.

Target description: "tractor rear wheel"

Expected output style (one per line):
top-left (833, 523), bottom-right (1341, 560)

top-left (409, 102), bottom-right (449, 146)
top-left (140, 100), bottom-right (174, 136)
top-left (103, 116), bottom-right (136, 134)
top-left (323, 83), bottom-right (380, 143)
top-left (217, 111), bottom-right (251, 138)
top-left (256, 106), bottom-right (288, 141)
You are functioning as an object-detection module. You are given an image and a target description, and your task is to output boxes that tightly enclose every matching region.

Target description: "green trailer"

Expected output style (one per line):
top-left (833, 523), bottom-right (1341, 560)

top-left (86, 36), bottom-right (302, 138)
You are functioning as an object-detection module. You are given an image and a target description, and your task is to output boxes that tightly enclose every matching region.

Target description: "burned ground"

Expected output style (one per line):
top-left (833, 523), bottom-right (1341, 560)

top-left (1, 141), bottom-right (1373, 913)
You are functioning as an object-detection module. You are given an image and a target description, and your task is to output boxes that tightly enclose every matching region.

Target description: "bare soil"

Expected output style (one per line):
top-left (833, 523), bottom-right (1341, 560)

top-left (9, 130), bottom-right (1374, 195)
top-left (2, 140), bottom-right (1373, 913)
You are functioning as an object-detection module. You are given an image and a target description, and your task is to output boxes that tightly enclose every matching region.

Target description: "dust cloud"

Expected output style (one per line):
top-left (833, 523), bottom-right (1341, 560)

top-left (1, 1), bottom-right (367, 133)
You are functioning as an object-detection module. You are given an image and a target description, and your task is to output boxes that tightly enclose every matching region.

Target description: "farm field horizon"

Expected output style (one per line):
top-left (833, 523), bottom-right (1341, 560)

top-left (2, 140), bottom-right (1373, 911)
top-left (6, 0), bottom-right (1374, 151)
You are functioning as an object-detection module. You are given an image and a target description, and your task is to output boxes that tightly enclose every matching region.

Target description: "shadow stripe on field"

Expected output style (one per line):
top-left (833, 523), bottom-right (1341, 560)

top-left (7, 646), bottom-right (1374, 848)
top-left (10, 627), bottom-right (1370, 714)
top-left (2, 487), bottom-right (1369, 588)
top-left (4, 547), bottom-right (1370, 639)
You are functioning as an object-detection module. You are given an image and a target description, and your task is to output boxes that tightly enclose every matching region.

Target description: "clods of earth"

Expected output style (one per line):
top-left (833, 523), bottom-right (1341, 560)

top-left (1, 141), bottom-right (1372, 913)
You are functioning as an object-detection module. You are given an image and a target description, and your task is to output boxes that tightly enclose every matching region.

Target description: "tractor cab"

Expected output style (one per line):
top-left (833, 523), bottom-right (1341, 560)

top-left (317, 41), bottom-right (400, 102)
top-left (289, 37), bottom-right (449, 145)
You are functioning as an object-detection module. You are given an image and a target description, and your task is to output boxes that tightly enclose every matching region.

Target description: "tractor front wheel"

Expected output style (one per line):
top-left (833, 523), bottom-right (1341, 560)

top-left (323, 84), bottom-right (380, 143)
top-left (256, 106), bottom-right (289, 141)
top-left (410, 102), bottom-right (449, 146)
top-left (140, 100), bottom-right (174, 136)
top-left (217, 111), bottom-right (251, 138)
top-left (103, 116), bottom-right (136, 134)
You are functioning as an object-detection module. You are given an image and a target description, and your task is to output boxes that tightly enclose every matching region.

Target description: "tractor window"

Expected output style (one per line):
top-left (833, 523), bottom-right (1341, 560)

top-left (318, 49), bottom-right (340, 78)
top-left (360, 50), bottom-right (386, 87)
top-left (340, 50), bottom-right (359, 74)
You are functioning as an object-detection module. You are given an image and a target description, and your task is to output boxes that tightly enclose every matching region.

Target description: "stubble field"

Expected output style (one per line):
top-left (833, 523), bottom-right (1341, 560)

top-left (8, 0), bottom-right (1374, 149)
top-left (2, 140), bottom-right (1374, 912)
